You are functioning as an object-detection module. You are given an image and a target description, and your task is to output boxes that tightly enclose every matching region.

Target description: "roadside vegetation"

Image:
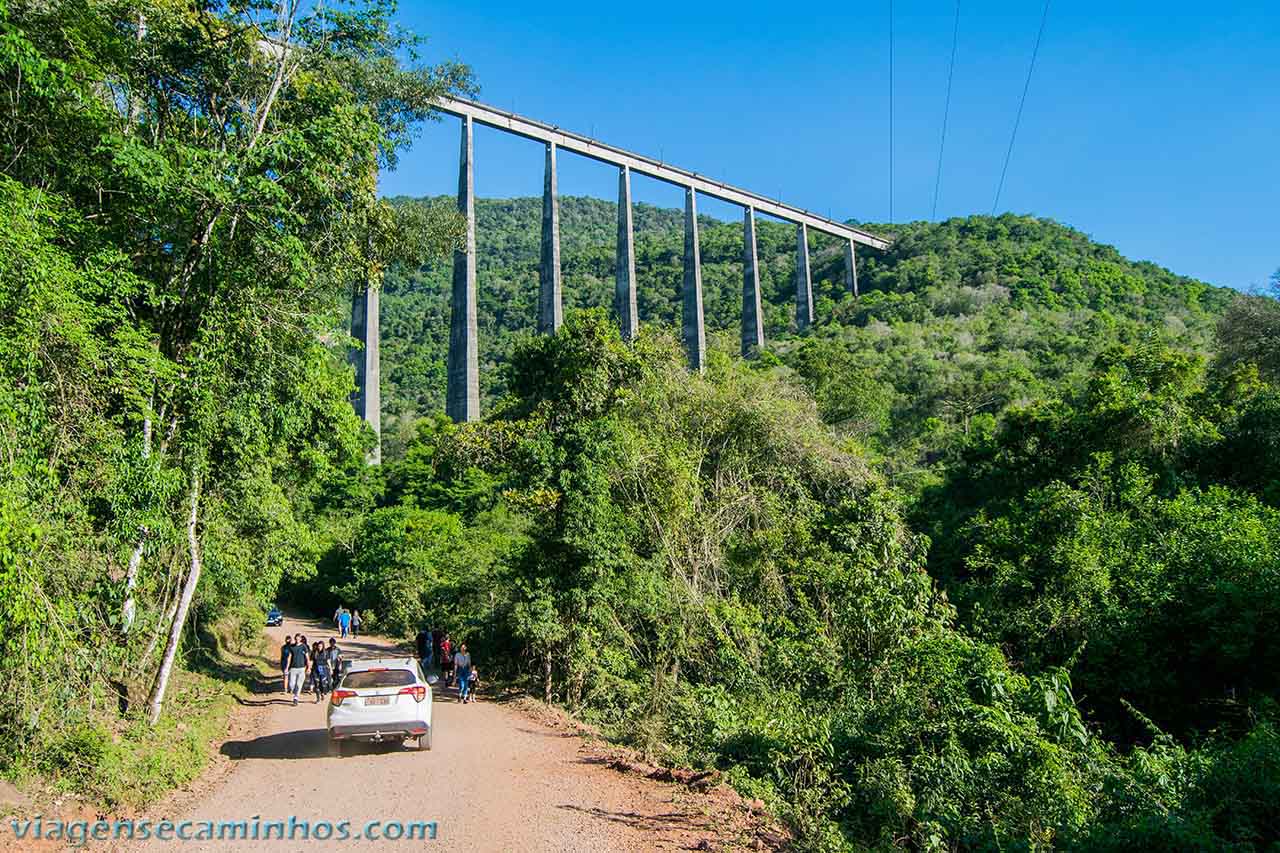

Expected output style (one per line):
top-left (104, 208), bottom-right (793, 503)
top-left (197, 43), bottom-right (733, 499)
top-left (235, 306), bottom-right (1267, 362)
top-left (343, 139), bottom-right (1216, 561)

top-left (5, 0), bottom-right (1280, 849)
top-left (0, 0), bottom-right (467, 809)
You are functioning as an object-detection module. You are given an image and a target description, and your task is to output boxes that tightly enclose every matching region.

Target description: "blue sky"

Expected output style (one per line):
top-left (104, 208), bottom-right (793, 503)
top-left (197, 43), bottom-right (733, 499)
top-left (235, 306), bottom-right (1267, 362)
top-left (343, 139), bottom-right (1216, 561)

top-left (381, 1), bottom-right (1279, 291)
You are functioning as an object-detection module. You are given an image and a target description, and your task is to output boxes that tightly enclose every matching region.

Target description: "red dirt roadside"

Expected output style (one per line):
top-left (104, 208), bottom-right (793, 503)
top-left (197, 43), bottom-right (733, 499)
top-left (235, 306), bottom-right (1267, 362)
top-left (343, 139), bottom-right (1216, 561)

top-left (101, 614), bottom-right (776, 852)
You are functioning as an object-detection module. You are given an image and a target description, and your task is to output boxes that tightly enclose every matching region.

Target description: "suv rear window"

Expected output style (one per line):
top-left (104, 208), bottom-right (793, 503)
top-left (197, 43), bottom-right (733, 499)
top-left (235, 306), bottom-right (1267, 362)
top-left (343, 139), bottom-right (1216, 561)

top-left (341, 669), bottom-right (416, 689)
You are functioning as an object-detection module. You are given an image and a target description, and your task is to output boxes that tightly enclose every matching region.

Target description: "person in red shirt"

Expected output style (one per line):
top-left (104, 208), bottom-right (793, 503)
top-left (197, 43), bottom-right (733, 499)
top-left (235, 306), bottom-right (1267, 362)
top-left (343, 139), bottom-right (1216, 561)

top-left (440, 634), bottom-right (454, 686)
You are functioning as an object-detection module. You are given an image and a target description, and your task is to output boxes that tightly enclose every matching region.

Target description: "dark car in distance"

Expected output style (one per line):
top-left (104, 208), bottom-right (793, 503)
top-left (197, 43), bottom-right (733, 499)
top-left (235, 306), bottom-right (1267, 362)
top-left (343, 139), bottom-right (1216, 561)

top-left (266, 606), bottom-right (284, 627)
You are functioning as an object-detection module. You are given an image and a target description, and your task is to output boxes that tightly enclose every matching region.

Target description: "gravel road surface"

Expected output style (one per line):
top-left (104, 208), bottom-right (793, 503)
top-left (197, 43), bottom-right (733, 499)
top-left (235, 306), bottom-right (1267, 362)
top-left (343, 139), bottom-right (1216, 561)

top-left (120, 615), bottom-right (730, 852)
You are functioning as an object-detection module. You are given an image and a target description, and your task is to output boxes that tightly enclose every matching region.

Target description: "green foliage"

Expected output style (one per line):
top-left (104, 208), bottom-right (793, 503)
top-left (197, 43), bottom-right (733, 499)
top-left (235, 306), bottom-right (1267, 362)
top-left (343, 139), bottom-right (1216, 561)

top-left (921, 340), bottom-right (1280, 748)
top-left (0, 0), bottom-right (469, 796)
top-left (6, 1), bottom-right (1278, 847)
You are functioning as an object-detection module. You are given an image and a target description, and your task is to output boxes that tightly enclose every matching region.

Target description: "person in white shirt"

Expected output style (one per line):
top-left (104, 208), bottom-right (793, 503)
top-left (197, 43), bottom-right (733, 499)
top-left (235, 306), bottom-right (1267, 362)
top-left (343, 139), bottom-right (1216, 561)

top-left (453, 645), bottom-right (474, 703)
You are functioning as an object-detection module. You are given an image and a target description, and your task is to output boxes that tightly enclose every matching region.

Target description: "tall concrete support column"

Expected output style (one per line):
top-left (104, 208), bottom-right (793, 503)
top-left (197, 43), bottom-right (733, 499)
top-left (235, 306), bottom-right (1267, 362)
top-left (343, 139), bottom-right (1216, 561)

top-left (615, 165), bottom-right (638, 341)
top-left (447, 115), bottom-right (480, 423)
top-left (844, 238), bottom-right (859, 297)
top-left (795, 223), bottom-right (813, 330)
top-left (741, 206), bottom-right (764, 356)
top-left (539, 142), bottom-right (563, 334)
top-left (348, 282), bottom-right (381, 464)
top-left (682, 187), bottom-right (706, 372)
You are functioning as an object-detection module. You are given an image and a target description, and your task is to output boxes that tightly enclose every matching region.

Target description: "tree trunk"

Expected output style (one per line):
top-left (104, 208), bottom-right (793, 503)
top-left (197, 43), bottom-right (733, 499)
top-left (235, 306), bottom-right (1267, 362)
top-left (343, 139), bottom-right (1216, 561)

top-left (568, 667), bottom-right (584, 710)
top-left (121, 529), bottom-right (148, 632)
top-left (122, 413), bottom-right (153, 633)
top-left (146, 472), bottom-right (201, 726)
top-left (542, 652), bottom-right (553, 704)
top-left (139, 582), bottom-right (181, 674)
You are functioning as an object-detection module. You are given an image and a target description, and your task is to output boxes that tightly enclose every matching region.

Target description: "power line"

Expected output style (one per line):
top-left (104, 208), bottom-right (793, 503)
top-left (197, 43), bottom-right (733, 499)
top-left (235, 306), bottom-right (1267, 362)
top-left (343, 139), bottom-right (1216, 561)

top-left (932, 0), bottom-right (961, 220)
top-left (889, 0), bottom-right (894, 224)
top-left (992, 0), bottom-right (1051, 215)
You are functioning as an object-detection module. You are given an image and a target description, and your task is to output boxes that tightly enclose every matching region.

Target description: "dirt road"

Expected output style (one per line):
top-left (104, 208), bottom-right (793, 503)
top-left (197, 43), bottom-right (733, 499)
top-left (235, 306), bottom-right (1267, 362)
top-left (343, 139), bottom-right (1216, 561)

top-left (121, 615), bottom-right (746, 852)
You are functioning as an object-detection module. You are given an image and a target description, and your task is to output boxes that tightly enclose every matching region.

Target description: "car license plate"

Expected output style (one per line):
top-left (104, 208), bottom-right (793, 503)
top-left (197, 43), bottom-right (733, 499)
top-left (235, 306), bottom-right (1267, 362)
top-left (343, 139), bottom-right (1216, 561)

top-left (365, 696), bottom-right (390, 706)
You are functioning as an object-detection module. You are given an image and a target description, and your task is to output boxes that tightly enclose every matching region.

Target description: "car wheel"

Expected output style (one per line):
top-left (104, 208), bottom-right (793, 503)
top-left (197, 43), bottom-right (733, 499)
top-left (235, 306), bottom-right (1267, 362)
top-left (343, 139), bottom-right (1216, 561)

top-left (418, 729), bottom-right (432, 751)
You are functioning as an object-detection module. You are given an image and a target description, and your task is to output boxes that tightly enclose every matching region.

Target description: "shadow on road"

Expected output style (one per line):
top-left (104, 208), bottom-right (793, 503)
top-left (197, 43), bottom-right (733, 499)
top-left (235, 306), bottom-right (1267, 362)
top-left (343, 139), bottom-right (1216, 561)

top-left (514, 726), bottom-right (577, 739)
top-left (555, 803), bottom-right (715, 842)
top-left (221, 728), bottom-right (418, 760)
top-left (222, 728), bottom-right (330, 760)
top-left (234, 695), bottom-right (297, 707)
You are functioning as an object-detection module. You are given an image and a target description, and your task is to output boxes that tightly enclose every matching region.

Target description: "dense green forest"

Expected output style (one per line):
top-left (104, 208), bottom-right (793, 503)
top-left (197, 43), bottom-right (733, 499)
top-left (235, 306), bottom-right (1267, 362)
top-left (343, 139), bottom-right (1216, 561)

top-left (377, 196), bottom-right (1230, 483)
top-left (6, 0), bottom-right (1280, 849)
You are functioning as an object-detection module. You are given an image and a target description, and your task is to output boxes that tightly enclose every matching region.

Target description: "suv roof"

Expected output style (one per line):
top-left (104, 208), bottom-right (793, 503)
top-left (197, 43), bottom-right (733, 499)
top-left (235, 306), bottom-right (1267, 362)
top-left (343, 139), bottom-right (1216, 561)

top-left (344, 656), bottom-right (419, 674)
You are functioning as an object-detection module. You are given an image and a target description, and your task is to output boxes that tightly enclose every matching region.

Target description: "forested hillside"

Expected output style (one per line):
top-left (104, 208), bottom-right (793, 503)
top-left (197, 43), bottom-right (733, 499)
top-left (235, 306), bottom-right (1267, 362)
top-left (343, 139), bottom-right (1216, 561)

top-left (378, 196), bottom-right (1231, 485)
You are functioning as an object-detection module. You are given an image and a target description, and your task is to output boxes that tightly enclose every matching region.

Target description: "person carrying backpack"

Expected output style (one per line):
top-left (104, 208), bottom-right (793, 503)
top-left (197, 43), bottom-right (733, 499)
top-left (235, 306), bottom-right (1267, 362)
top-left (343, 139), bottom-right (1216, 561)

top-left (338, 608), bottom-right (351, 638)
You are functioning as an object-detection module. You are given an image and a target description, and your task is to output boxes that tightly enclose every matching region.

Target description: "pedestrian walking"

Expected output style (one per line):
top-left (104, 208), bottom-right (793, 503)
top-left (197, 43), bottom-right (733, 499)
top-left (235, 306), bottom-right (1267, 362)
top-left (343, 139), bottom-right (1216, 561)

top-left (296, 634), bottom-right (309, 688)
top-left (327, 638), bottom-right (343, 683)
top-left (454, 644), bottom-right (474, 703)
top-left (440, 635), bottom-right (454, 687)
top-left (311, 641), bottom-right (331, 702)
top-left (333, 606), bottom-right (342, 629)
top-left (338, 608), bottom-right (351, 639)
top-left (415, 627), bottom-right (432, 672)
top-left (279, 634), bottom-right (294, 693)
top-left (351, 610), bottom-right (361, 638)
top-left (286, 637), bottom-right (310, 705)
top-left (469, 667), bottom-right (481, 702)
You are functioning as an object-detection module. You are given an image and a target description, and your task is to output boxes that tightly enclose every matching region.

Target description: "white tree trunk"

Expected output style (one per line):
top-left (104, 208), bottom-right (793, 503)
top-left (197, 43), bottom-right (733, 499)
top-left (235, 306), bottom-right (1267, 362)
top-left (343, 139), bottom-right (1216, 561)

top-left (122, 413), bottom-right (154, 633)
top-left (146, 472), bottom-right (201, 726)
top-left (121, 530), bottom-right (147, 632)
top-left (139, 580), bottom-right (182, 673)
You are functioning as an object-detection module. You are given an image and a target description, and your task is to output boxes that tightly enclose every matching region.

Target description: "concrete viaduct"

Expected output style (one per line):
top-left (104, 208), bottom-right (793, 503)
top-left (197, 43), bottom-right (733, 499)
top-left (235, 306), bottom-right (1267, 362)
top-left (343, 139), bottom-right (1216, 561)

top-left (349, 96), bottom-right (891, 454)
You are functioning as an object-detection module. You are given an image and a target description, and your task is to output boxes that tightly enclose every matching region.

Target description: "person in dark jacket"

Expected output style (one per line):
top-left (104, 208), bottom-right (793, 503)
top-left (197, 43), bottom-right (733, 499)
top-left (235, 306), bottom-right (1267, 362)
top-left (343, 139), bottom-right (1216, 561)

top-left (311, 641), bottom-right (331, 701)
top-left (326, 638), bottom-right (343, 683)
top-left (280, 635), bottom-right (294, 693)
top-left (286, 638), bottom-right (310, 705)
top-left (415, 628), bottom-right (432, 670)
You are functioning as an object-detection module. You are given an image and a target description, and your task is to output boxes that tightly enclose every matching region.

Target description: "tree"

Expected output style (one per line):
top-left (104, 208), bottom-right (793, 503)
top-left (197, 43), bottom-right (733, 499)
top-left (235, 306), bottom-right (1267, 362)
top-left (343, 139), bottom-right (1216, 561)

top-left (0, 0), bottom-right (471, 728)
top-left (1216, 292), bottom-right (1280, 383)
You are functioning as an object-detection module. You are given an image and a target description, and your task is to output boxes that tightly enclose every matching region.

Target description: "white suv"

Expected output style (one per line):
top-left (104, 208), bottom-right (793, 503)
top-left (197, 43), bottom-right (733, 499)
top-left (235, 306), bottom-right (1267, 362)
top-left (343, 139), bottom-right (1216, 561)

top-left (327, 657), bottom-right (436, 756)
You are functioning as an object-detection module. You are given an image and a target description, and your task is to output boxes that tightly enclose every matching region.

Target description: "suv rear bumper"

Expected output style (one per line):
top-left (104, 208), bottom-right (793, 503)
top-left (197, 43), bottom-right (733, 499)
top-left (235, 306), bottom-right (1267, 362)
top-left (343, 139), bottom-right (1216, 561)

top-left (329, 721), bottom-right (430, 742)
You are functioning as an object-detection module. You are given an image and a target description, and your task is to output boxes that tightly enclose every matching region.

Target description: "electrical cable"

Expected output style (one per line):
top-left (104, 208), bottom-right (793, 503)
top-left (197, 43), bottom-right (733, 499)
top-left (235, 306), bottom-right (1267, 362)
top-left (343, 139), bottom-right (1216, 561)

top-left (932, 0), bottom-right (961, 220)
top-left (992, 0), bottom-right (1051, 215)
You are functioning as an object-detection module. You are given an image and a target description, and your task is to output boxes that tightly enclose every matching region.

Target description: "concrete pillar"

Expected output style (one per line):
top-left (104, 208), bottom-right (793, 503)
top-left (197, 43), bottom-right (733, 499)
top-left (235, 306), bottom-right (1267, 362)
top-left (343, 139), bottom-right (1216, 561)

top-left (795, 222), bottom-right (813, 330)
top-left (348, 282), bottom-right (381, 464)
top-left (446, 115), bottom-right (480, 423)
top-left (682, 187), bottom-right (706, 372)
top-left (741, 206), bottom-right (765, 356)
top-left (615, 165), bottom-right (638, 341)
top-left (538, 141), bottom-right (563, 334)
top-left (844, 239), bottom-right (859, 297)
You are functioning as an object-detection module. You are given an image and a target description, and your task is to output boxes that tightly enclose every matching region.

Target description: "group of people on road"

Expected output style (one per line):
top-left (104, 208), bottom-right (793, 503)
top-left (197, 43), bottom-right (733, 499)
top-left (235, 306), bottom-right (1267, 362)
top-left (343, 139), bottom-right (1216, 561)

top-left (331, 605), bottom-right (361, 638)
top-left (279, 634), bottom-right (343, 705)
top-left (279, 621), bottom-right (480, 707)
top-left (415, 628), bottom-right (479, 703)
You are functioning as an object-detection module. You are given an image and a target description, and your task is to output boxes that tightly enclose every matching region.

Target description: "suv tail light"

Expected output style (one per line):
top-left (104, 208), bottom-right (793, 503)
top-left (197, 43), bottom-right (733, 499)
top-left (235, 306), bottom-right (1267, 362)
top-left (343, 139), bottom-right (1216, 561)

top-left (331, 689), bottom-right (356, 707)
top-left (399, 685), bottom-right (427, 703)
